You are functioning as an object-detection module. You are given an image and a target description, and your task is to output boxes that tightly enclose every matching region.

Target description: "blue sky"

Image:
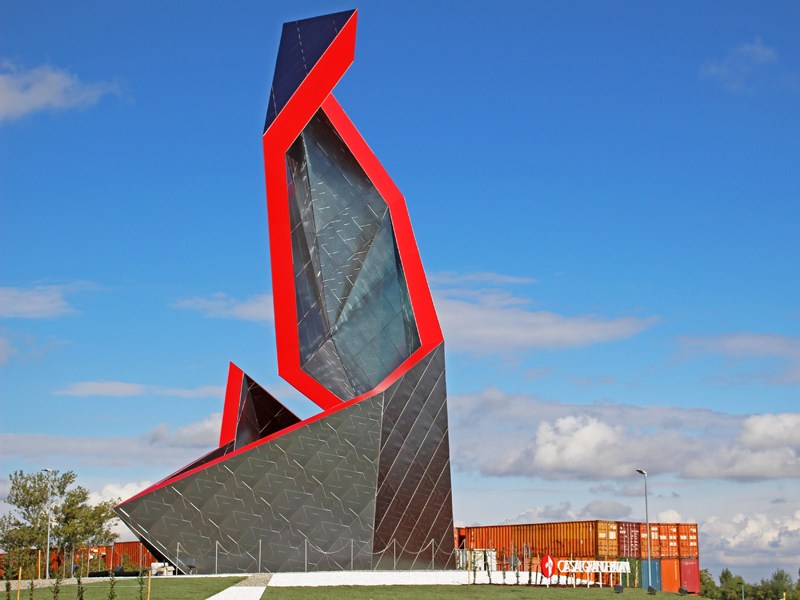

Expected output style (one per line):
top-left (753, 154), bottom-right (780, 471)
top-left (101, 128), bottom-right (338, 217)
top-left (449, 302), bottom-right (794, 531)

top-left (1, 0), bottom-right (799, 583)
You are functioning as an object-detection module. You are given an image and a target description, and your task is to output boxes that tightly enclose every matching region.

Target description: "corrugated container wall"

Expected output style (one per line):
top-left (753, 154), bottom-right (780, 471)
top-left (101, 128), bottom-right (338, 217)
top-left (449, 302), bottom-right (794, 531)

top-left (661, 558), bottom-right (681, 592)
top-left (111, 541), bottom-right (157, 569)
top-left (641, 523), bottom-right (661, 558)
top-left (659, 523), bottom-right (680, 558)
top-left (640, 558), bottom-right (662, 590)
top-left (460, 520), bottom-right (700, 574)
top-left (678, 524), bottom-right (699, 558)
top-left (617, 522), bottom-right (641, 558)
top-left (597, 521), bottom-right (618, 557)
top-left (680, 558), bottom-right (701, 594)
top-left (524, 521), bottom-right (598, 557)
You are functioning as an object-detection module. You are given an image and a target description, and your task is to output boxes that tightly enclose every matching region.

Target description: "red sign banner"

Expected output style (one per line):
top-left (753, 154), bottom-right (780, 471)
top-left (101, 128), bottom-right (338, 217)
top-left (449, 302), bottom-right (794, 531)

top-left (541, 554), bottom-right (556, 578)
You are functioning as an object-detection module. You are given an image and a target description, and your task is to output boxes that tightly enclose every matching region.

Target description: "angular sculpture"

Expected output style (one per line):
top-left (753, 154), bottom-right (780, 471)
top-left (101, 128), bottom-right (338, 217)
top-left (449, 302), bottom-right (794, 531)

top-left (115, 9), bottom-right (455, 573)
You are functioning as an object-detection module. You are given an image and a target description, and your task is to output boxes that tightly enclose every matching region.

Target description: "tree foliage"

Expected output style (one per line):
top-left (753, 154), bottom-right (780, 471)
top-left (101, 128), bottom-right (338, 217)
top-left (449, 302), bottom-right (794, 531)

top-left (703, 567), bottom-right (800, 600)
top-left (0, 470), bottom-right (119, 577)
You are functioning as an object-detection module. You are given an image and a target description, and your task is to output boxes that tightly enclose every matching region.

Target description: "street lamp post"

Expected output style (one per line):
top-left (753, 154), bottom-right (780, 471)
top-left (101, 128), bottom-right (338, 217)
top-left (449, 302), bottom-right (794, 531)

top-left (636, 469), bottom-right (652, 592)
top-left (43, 468), bottom-right (54, 581)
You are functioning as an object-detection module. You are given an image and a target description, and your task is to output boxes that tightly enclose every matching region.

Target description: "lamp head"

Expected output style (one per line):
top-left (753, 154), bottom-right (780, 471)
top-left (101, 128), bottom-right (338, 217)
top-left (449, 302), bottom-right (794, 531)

top-left (636, 469), bottom-right (647, 476)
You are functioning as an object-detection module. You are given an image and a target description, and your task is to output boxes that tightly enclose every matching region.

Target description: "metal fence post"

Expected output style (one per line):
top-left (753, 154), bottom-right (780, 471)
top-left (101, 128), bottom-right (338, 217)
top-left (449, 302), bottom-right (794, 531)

top-left (393, 539), bottom-right (397, 570)
top-left (215, 541), bottom-right (219, 575)
top-left (431, 539), bottom-right (435, 570)
top-left (351, 539), bottom-right (354, 571)
top-left (258, 539), bottom-right (262, 574)
top-left (304, 539), bottom-right (308, 573)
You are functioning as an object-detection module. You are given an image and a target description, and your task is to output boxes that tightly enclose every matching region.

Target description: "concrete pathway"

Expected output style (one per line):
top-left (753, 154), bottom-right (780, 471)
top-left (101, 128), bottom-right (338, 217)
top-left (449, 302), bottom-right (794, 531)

top-left (206, 573), bottom-right (271, 599)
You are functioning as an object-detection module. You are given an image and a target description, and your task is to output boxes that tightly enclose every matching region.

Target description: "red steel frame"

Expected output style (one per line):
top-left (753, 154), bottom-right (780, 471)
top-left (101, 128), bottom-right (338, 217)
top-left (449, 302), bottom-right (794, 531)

top-left (261, 8), bottom-right (442, 410)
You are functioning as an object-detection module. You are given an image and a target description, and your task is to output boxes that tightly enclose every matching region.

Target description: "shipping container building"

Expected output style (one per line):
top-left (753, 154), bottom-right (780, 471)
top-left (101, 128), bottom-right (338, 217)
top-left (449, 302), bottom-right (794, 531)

top-left (458, 520), bottom-right (699, 589)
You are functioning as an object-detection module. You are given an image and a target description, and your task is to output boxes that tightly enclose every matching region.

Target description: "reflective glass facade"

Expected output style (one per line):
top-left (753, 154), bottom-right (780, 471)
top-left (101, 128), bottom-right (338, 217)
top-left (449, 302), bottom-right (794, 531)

top-left (287, 110), bottom-right (420, 400)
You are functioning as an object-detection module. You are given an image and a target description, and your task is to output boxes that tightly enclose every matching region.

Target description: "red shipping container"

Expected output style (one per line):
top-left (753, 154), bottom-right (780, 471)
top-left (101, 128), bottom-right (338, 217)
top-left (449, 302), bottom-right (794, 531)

top-left (680, 558), bottom-right (701, 594)
top-left (661, 558), bottom-right (681, 592)
top-left (617, 522), bottom-right (641, 558)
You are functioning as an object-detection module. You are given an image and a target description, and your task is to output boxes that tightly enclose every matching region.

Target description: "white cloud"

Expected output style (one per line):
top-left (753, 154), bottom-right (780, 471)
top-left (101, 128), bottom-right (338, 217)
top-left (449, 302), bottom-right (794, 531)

top-left (0, 285), bottom-right (76, 318)
top-left (56, 381), bottom-right (148, 397)
top-left (0, 413), bottom-right (222, 468)
top-left (682, 333), bottom-right (800, 384)
top-left (658, 509), bottom-right (682, 522)
top-left (448, 388), bottom-right (799, 482)
top-left (172, 293), bottom-right (274, 323)
top-left (501, 500), bottom-right (631, 524)
top-left (501, 503), bottom-right (576, 524)
top-left (434, 287), bottom-right (657, 355)
top-left (702, 511), bottom-right (800, 578)
top-left (144, 413), bottom-right (221, 448)
top-left (155, 386), bottom-right (226, 399)
top-left (88, 481), bottom-right (153, 505)
top-left (54, 381), bottom-right (224, 399)
top-left (700, 38), bottom-right (778, 91)
top-left (0, 60), bottom-right (119, 122)
top-left (578, 500), bottom-right (632, 520)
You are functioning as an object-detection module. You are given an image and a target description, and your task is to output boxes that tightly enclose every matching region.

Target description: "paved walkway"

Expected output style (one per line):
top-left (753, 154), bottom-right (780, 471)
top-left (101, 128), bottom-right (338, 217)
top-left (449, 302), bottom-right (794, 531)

top-left (206, 573), bottom-right (271, 599)
top-left (268, 570), bottom-right (472, 586)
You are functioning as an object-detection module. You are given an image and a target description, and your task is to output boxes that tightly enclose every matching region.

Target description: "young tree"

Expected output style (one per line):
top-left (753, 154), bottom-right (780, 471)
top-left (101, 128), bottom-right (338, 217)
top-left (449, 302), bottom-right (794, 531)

top-left (0, 470), bottom-right (119, 578)
top-left (701, 568), bottom-right (720, 599)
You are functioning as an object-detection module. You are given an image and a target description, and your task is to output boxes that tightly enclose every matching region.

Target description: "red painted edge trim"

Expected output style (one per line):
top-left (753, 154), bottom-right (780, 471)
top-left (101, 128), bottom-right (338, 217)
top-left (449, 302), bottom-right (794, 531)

top-left (262, 10), bottom-right (442, 408)
top-left (218, 362), bottom-right (244, 447)
top-left (118, 342), bottom-right (444, 507)
top-left (262, 10), bottom-right (358, 411)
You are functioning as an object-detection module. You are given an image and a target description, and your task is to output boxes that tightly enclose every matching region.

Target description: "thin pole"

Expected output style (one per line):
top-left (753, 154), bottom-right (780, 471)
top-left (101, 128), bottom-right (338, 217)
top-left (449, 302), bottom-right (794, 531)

top-left (215, 541), bottom-right (219, 575)
top-left (645, 476), bottom-right (652, 588)
top-left (258, 539), bottom-right (262, 573)
top-left (393, 539), bottom-right (397, 570)
top-left (431, 539), bottom-right (435, 570)
top-left (351, 539), bottom-right (354, 571)
top-left (304, 539), bottom-right (308, 573)
top-left (637, 469), bottom-right (652, 590)
top-left (43, 469), bottom-right (53, 580)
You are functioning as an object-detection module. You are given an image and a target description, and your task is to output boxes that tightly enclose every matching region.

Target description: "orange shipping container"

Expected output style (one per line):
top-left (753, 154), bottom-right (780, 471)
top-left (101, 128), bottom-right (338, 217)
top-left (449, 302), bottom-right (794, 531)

top-left (110, 541), bottom-right (157, 570)
top-left (465, 521), bottom-right (605, 559)
top-left (597, 521), bottom-right (619, 558)
top-left (678, 524), bottom-right (699, 558)
top-left (661, 558), bottom-right (681, 592)
top-left (659, 523), bottom-right (680, 558)
top-left (641, 524), bottom-right (661, 558)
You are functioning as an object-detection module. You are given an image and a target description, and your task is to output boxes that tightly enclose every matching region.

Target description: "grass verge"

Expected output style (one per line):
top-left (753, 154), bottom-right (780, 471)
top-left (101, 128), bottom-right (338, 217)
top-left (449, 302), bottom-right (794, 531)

top-left (6, 576), bottom-right (244, 599)
top-left (262, 585), bottom-right (690, 600)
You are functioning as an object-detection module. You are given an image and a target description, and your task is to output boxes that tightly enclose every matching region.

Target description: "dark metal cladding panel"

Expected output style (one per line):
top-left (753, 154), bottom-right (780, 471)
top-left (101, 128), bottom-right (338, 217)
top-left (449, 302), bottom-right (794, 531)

top-left (264, 10), bottom-right (356, 132)
top-left (115, 395), bottom-right (383, 573)
top-left (374, 343), bottom-right (455, 569)
top-left (234, 373), bottom-right (301, 450)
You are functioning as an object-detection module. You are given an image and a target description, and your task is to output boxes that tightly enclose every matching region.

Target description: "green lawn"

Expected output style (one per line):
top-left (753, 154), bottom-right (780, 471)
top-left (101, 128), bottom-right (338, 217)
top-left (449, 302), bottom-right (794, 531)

top-left (4, 578), bottom-right (697, 600)
top-left (4, 576), bottom-right (244, 599)
top-left (262, 586), bottom-right (693, 600)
